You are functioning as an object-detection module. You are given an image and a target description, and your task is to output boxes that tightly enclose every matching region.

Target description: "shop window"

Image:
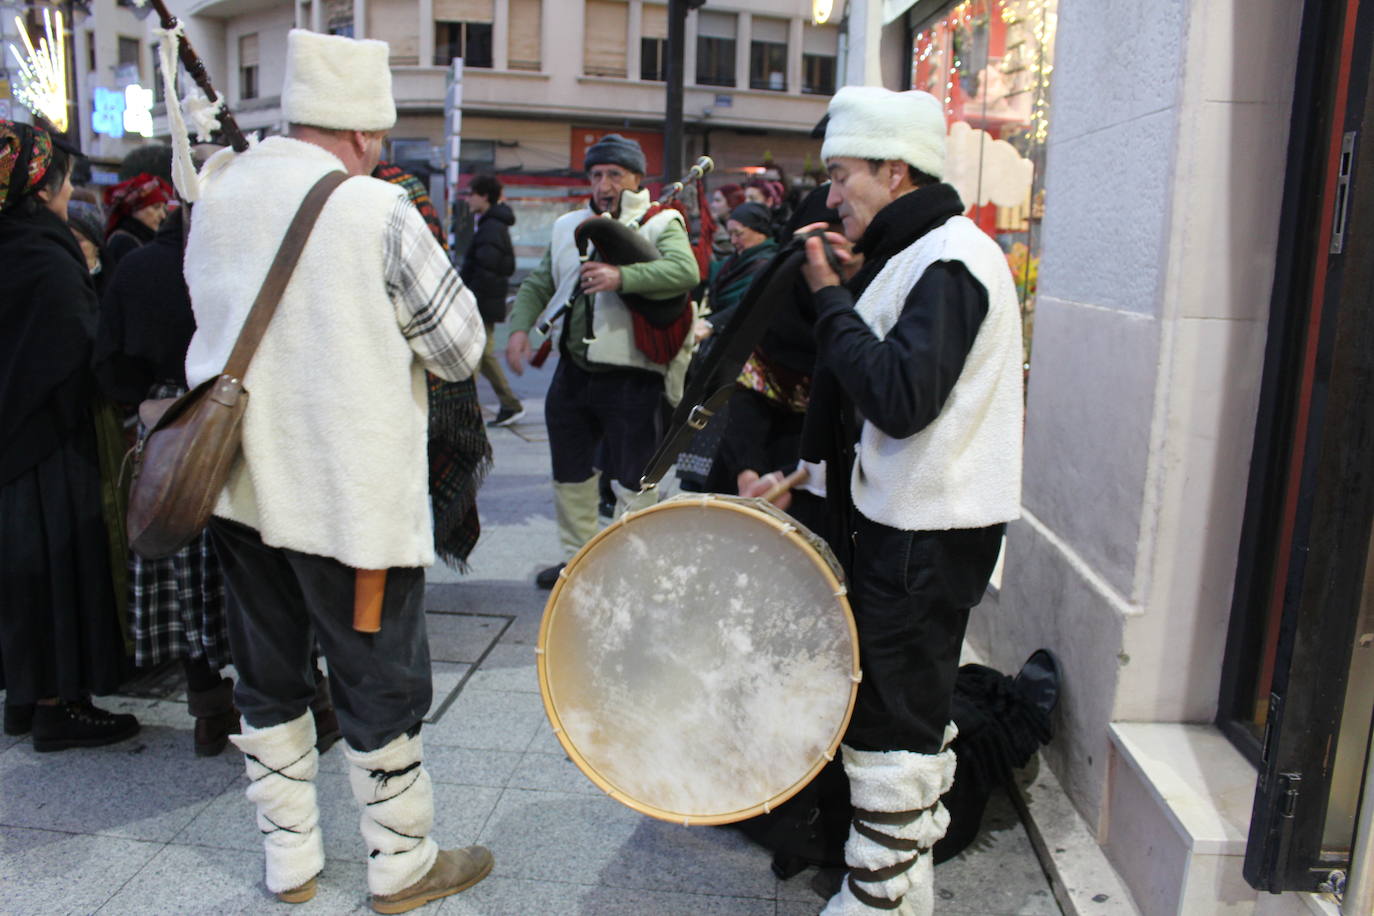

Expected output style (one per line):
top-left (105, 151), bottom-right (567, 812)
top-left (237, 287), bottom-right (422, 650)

top-left (239, 33), bottom-right (259, 101)
top-left (508, 0), bottom-right (541, 71)
top-left (910, 0), bottom-right (1057, 373)
top-left (695, 10), bottom-right (736, 88)
top-left (749, 17), bottom-right (788, 92)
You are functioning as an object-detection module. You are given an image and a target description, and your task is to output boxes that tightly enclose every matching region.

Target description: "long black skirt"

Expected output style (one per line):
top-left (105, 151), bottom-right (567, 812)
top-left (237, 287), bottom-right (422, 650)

top-left (0, 421), bottom-right (127, 704)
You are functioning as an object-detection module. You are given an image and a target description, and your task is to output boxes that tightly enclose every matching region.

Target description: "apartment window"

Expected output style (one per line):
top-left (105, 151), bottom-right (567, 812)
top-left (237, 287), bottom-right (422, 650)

top-left (325, 0), bottom-right (353, 37)
top-left (583, 0), bottom-right (628, 77)
top-left (117, 36), bottom-right (141, 80)
top-left (640, 1), bottom-right (667, 81)
top-left (803, 23), bottom-right (838, 95)
top-left (239, 33), bottom-right (259, 101)
top-left (436, 21), bottom-right (493, 67)
top-left (695, 10), bottom-right (736, 88)
top-left (749, 17), bottom-right (787, 91)
top-left (87, 34), bottom-right (95, 74)
top-left (508, 0), bottom-right (541, 71)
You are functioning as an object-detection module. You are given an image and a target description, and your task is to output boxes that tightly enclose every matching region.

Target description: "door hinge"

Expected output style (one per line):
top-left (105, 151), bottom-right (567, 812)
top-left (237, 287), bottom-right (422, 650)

top-left (1279, 771), bottom-right (1302, 818)
top-left (1331, 131), bottom-right (1356, 254)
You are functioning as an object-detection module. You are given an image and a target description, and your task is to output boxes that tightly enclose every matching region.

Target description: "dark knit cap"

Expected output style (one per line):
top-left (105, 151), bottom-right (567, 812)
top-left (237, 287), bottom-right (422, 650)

top-left (728, 202), bottom-right (773, 236)
top-left (584, 133), bottom-right (646, 174)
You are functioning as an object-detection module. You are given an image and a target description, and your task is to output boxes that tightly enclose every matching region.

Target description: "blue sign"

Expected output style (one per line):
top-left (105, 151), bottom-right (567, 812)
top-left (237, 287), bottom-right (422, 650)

top-left (92, 86), bottom-right (126, 138)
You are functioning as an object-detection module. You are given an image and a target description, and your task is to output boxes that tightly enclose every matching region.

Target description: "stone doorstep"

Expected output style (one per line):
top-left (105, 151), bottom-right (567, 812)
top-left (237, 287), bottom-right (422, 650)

top-left (1104, 723), bottom-right (1341, 916)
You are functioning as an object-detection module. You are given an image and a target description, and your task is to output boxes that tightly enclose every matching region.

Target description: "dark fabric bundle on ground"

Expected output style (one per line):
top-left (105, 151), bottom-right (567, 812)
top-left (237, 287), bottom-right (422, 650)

top-left (733, 651), bottom-right (1060, 878)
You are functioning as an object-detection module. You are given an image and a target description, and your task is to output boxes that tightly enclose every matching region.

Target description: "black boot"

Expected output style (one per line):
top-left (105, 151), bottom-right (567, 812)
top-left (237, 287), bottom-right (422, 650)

top-left (187, 677), bottom-right (239, 757)
top-left (32, 699), bottom-right (139, 752)
top-left (4, 701), bottom-right (34, 736)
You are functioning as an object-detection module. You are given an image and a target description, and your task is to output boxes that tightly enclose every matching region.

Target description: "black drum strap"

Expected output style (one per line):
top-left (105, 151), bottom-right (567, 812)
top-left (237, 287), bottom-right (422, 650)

top-left (639, 242), bottom-right (809, 490)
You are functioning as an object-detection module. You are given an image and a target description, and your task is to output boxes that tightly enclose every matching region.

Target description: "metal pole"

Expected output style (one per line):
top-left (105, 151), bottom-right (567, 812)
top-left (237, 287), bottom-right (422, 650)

top-left (663, 0), bottom-right (685, 180)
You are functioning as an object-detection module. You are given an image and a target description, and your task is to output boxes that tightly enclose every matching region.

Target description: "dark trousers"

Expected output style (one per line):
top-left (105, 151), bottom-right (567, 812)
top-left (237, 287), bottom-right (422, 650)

top-left (844, 512), bottom-right (1004, 755)
top-left (545, 359), bottom-right (663, 489)
top-left (209, 518), bottom-right (432, 752)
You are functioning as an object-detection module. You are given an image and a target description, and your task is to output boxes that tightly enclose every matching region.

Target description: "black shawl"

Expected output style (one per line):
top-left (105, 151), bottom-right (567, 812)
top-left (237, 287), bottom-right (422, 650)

top-left (0, 206), bottom-right (101, 483)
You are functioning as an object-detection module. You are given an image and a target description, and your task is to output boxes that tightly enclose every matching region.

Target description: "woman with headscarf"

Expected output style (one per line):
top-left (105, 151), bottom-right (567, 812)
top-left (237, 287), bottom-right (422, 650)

top-left (102, 172), bottom-right (174, 268)
top-left (0, 119), bottom-right (139, 750)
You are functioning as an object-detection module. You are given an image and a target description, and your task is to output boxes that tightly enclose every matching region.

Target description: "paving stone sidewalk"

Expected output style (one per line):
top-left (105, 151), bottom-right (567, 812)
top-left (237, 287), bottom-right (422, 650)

top-left (0, 349), bottom-right (1061, 915)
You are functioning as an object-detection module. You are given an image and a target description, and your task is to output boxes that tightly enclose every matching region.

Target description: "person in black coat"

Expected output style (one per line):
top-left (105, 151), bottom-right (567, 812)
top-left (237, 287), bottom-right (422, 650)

top-left (0, 118), bottom-right (139, 750)
top-left (459, 174), bottom-right (524, 426)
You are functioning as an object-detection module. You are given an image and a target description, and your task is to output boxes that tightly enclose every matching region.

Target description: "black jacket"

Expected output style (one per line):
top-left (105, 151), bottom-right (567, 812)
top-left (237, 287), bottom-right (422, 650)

top-left (799, 184), bottom-right (990, 560)
top-left (459, 203), bottom-right (516, 323)
top-left (93, 208), bottom-right (196, 404)
top-left (0, 206), bottom-right (101, 482)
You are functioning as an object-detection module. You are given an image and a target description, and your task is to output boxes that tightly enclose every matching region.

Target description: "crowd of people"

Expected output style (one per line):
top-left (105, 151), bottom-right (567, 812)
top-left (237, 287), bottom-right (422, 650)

top-left (0, 25), bottom-right (1023, 916)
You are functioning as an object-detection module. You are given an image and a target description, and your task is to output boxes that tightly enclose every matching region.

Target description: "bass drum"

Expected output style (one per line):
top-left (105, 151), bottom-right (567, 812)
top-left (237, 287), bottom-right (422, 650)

top-left (537, 493), bottom-right (859, 825)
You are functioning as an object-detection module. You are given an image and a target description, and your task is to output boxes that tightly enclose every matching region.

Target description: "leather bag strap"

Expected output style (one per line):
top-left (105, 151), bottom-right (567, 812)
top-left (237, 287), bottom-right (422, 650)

top-left (222, 170), bottom-right (350, 379)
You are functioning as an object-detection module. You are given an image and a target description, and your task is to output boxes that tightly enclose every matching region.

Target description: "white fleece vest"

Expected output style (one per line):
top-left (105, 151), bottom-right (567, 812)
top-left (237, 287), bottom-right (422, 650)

top-left (851, 215), bottom-right (1023, 531)
top-left (184, 137), bottom-right (440, 569)
top-left (548, 190), bottom-right (685, 374)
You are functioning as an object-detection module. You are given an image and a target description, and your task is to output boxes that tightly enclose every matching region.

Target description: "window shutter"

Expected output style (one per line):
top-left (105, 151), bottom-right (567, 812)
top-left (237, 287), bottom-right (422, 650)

top-left (433, 0), bottom-right (493, 23)
top-left (752, 16), bottom-right (788, 44)
top-left (642, 2), bottom-right (667, 40)
top-left (508, 0), bottom-right (541, 70)
top-left (696, 10), bottom-right (735, 39)
top-left (803, 23), bottom-right (838, 55)
top-left (584, 0), bottom-right (628, 77)
top-left (239, 33), bottom-right (259, 66)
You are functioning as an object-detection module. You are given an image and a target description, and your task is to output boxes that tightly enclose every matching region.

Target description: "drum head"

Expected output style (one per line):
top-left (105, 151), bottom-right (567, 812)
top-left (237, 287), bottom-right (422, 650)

top-left (538, 495), bottom-right (859, 825)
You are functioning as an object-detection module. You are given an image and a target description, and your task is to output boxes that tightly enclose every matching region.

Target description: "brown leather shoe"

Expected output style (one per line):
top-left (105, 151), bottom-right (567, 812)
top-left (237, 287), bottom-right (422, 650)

top-left (187, 678), bottom-right (238, 758)
top-left (276, 874), bottom-right (318, 904)
top-left (370, 846), bottom-right (493, 914)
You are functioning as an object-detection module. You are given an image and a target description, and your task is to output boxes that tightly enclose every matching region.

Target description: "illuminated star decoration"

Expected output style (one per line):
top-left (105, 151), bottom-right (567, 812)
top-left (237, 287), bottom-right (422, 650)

top-left (8, 9), bottom-right (69, 132)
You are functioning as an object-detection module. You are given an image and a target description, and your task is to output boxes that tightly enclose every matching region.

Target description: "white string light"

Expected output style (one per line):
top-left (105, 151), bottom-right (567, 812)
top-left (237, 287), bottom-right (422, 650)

top-left (8, 9), bottom-right (69, 131)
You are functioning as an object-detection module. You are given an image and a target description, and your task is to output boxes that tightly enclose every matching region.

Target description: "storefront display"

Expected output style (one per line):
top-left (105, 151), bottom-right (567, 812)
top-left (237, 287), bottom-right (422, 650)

top-left (910, 0), bottom-right (1056, 370)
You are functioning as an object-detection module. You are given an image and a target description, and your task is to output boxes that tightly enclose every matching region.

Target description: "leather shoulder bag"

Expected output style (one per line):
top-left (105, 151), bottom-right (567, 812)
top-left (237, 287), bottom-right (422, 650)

top-left (126, 170), bottom-right (349, 559)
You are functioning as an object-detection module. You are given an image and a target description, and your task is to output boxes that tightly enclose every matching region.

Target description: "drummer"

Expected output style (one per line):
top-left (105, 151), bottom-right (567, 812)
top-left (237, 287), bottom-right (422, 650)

top-left (750, 87), bottom-right (1024, 914)
top-left (503, 134), bottom-right (699, 590)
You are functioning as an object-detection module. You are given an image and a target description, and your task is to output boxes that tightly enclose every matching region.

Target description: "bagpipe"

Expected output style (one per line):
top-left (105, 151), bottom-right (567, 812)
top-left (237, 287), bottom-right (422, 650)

top-left (529, 156), bottom-right (714, 368)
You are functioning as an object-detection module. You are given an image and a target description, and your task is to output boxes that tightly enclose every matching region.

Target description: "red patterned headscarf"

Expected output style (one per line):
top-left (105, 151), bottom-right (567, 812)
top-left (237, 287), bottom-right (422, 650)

top-left (0, 119), bottom-right (54, 211)
top-left (103, 173), bottom-right (175, 237)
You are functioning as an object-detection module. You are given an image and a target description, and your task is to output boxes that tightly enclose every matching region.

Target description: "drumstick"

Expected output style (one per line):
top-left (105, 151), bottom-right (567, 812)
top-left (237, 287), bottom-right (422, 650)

top-left (759, 467), bottom-right (810, 504)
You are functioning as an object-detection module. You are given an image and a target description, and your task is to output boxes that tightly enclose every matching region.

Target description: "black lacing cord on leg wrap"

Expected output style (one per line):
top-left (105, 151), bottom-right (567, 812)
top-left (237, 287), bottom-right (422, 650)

top-left (362, 761), bottom-right (426, 859)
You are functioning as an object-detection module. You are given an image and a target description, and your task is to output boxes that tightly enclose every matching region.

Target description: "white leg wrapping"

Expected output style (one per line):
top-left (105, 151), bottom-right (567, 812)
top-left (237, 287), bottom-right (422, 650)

top-left (345, 732), bottom-right (439, 897)
top-left (228, 712), bottom-right (324, 894)
top-left (821, 725), bottom-right (958, 916)
top-left (610, 479), bottom-right (658, 518)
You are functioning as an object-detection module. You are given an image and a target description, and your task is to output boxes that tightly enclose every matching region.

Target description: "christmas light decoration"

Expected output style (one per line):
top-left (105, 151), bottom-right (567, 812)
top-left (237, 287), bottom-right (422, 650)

top-left (8, 8), bottom-right (69, 131)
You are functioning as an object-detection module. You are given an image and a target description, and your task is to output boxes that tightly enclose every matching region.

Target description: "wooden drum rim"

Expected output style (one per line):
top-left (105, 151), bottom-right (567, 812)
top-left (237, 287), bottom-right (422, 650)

top-left (536, 495), bottom-right (860, 826)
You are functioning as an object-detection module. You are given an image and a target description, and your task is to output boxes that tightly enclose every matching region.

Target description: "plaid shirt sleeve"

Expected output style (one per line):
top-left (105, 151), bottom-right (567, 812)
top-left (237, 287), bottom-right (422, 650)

top-left (384, 195), bottom-right (485, 381)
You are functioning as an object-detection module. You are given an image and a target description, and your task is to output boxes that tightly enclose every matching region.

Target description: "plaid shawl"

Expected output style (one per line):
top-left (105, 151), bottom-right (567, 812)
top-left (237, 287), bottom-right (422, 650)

top-left (374, 162), bottom-right (492, 569)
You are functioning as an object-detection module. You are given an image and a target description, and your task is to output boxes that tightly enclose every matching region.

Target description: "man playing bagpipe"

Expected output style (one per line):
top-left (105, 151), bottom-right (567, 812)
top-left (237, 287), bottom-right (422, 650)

top-left (504, 134), bottom-right (699, 590)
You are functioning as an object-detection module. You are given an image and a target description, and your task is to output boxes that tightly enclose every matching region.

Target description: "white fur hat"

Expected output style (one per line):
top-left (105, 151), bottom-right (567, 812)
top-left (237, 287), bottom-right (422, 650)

top-left (282, 29), bottom-right (396, 132)
top-left (821, 87), bottom-right (947, 179)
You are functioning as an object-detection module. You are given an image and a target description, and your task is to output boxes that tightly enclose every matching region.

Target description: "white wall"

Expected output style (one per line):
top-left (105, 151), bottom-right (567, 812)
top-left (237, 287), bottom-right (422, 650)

top-left (965, 0), bottom-right (1303, 832)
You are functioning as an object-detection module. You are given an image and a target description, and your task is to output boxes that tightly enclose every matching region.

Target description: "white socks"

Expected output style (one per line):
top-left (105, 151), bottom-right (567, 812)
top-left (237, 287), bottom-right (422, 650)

top-left (822, 725), bottom-right (958, 915)
top-left (344, 731), bottom-right (440, 896)
top-left (229, 712), bottom-right (325, 894)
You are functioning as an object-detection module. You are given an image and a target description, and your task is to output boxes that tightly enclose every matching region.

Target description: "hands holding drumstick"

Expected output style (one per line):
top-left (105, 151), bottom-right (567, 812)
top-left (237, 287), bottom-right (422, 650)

top-left (738, 467), bottom-right (809, 511)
